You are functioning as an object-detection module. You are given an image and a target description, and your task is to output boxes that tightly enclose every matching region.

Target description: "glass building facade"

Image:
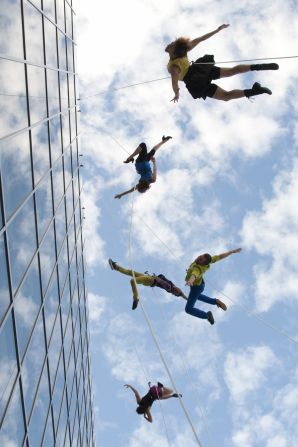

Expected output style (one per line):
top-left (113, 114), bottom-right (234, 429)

top-left (0, 0), bottom-right (95, 445)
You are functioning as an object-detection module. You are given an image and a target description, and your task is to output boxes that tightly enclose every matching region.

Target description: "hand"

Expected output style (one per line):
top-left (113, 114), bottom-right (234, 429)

top-left (171, 93), bottom-right (179, 103)
top-left (186, 279), bottom-right (194, 286)
top-left (124, 384), bottom-right (131, 389)
top-left (217, 24), bottom-right (229, 31)
top-left (232, 247), bottom-right (242, 254)
top-left (114, 194), bottom-right (122, 199)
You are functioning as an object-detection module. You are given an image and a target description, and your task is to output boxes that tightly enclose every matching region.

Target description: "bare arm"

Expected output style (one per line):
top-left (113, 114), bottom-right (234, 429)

top-left (124, 384), bottom-right (141, 404)
top-left (187, 24), bottom-right (229, 50)
top-left (217, 247), bottom-right (242, 261)
top-left (114, 186), bottom-right (136, 199)
top-left (169, 66), bottom-right (181, 103)
top-left (144, 408), bottom-right (153, 423)
top-left (151, 158), bottom-right (157, 182)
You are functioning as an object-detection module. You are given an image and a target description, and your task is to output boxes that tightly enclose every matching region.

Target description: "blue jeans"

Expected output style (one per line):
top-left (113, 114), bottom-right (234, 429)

top-left (185, 281), bottom-right (216, 319)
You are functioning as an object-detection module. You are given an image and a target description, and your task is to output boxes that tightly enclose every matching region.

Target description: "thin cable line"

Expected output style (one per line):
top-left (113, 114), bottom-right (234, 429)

top-left (128, 190), bottom-right (204, 447)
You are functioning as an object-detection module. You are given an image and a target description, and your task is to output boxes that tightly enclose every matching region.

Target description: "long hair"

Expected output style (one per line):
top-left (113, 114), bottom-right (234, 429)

top-left (172, 37), bottom-right (190, 58)
top-left (136, 405), bottom-right (146, 414)
top-left (136, 180), bottom-right (150, 193)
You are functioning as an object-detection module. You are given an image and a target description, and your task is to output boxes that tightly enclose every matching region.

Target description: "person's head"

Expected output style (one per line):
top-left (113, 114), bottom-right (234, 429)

top-left (136, 405), bottom-right (146, 415)
top-left (195, 253), bottom-right (212, 266)
top-left (137, 180), bottom-right (150, 194)
top-left (165, 37), bottom-right (190, 58)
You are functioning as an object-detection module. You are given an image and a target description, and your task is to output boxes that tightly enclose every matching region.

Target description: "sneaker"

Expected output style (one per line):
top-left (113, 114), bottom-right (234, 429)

top-left (162, 135), bottom-right (172, 142)
top-left (108, 258), bottom-right (117, 270)
top-left (132, 299), bottom-right (139, 310)
top-left (252, 82), bottom-right (272, 95)
top-left (216, 299), bottom-right (227, 311)
top-left (207, 311), bottom-right (215, 325)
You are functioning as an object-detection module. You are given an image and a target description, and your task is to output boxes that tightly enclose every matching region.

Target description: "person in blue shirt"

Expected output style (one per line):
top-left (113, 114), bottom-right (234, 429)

top-left (114, 136), bottom-right (172, 199)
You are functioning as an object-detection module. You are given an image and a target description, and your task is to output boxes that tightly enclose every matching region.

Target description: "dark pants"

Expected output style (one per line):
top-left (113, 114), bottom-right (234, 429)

top-left (136, 143), bottom-right (156, 162)
top-left (185, 281), bottom-right (216, 319)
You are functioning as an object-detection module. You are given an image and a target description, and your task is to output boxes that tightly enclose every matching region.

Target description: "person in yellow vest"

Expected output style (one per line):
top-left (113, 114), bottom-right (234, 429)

top-left (165, 24), bottom-right (278, 103)
top-left (185, 248), bottom-right (242, 324)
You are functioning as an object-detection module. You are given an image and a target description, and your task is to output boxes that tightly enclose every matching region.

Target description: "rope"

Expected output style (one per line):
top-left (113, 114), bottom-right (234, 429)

top-left (193, 55), bottom-right (298, 65)
top-left (128, 189), bottom-right (204, 447)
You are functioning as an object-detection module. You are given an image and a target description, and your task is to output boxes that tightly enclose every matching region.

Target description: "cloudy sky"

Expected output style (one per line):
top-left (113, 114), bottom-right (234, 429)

top-left (76, 1), bottom-right (298, 446)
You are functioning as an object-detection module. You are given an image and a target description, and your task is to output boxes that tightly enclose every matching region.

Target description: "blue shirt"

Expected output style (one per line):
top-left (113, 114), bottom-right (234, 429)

top-left (135, 161), bottom-right (153, 183)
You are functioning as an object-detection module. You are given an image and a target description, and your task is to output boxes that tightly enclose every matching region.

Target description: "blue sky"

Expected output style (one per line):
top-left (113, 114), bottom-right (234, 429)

top-left (77, 1), bottom-right (298, 446)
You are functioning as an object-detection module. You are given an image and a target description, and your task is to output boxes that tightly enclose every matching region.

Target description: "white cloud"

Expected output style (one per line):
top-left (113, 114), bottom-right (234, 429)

top-left (87, 292), bottom-right (107, 333)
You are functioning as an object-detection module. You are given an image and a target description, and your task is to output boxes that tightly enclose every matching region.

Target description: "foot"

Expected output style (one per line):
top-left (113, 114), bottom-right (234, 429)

top-left (216, 299), bottom-right (227, 311)
top-left (172, 393), bottom-right (182, 398)
top-left (123, 157), bottom-right (134, 163)
top-left (132, 299), bottom-right (139, 310)
top-left (162, 135), bottom-right (172, 142)
top-left (207, 311), bottom-right (215, 325)
top-left (252, 82), bottom-right (272, 95)
top-left (108, 258), bottom-right (117, 270)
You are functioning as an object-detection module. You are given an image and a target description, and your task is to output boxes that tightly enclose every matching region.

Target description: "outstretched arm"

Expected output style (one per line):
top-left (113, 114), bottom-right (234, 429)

top-left (187, 24), bottom-right (229, 50)
top-left (169, 66), bottom-right (181, 103)
top-left (217, 247), bottom-right (242, 261)
top-left (144, 408), bottom-right (153, 423)
top-left (114, 186), bottom-right (136, 199)
top-left (124, 384), bottom-right (141, 404)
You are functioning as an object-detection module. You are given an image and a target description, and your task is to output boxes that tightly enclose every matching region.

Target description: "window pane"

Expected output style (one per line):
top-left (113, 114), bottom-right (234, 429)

top-left (7, 196), bottom-right (36, 291)
top-left (56, 0), bottom-right (65, 30)
top-left (58, 31), bottom-right (67, 71)
top-left (52, 355), bottom-right (65, 431)
top-left (55, 391), bottom-right (68, 446)
top-left (66, 38), bottom-right (73, 72)
top-left (59, 71), bottom-right (69, 111)
top-left (48, 311), bottom-right (62, 388)
top-left (58, 240), bottom-right (69, 291)
top-left (55, 200), bottom-right (67, 252)
top-left (62, 111), bottom-right (71, 149)
top-left (0, 132), bottom-right (32, 218)
top-left (65, 4), bottom-right (72, 39)
top-left (0, 380), bottom-right (25, 447)
top-left (35, 173), bottom-right (53, 242)
top-left (22, 313), bottom-right (46, 415)
top-left (44, 18), bottom-right (57, 68)
top-left (42, 412), bottom-right (54, 447)
top-left (28, 365), bottom-right (50, 447)
top-left (31, 122), bottom-right (50, 184)
top-left (24, 1), bottom-right (44, 66)
top-left (0, 192), bottom-right (3, 229)
top-left (27, 65), bottom-right (47, 124)
top-left (52, 159), bottom-right (65, 210)
top-left (43, 0), bottom-right (55, 22)
top-left (47, 69), bottom-right (60, 116)
top-left (49, 115), bottom-right (62, 161)
top-left (60, 277), bottom-right (71, 333)
top-left (14, 257), bottom-right (41, 359)
top-left (0, 235), bottom-right (11, 322)
top-left (0, 0), bottom-right (23, 59)
top-left (0, 312), bottom-right (18, 420)
top-left (39, 222), bottom-right (56, 292)
top-left (43, 271), bottom-right (59, 343)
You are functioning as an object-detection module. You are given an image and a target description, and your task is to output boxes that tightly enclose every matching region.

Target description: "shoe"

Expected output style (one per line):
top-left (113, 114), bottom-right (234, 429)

top-left (172, 393), bottom-right (182, 398)
top-left (207, 311), bottom-right (215, 325)
top-left (216, 299), bottom-right (227, 311)
top-left (251, 63), bottom-right (279, 71)
top-left (162, 135), bottom-right (172, 142)
top-left (132, 299), bottom-right (139, 310)
top-left (108, 258), bottom-right (117, 270)
top-left (123, 157), bottom-right (134, 163)
top-left (244, 82), bottom-right (272, 98)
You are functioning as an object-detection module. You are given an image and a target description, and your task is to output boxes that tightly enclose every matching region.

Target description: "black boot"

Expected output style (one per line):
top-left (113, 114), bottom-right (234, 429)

top-left (250, 63), bottom-right (279, 71)
top-left (244, 82), bottom-right (272, 98)
top-left (207, 311), bottom-right (215, 325)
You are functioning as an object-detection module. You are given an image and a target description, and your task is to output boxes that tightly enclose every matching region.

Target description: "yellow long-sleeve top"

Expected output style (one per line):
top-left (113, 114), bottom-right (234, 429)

top-left (185, 255), bottom-right (220, 286)
top-left (167, 57), bottom-right (190, 80)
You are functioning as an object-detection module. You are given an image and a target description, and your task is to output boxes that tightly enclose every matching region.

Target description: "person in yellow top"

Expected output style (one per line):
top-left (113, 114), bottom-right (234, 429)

top-left (185, 248), bottom-right (242, 324)
top-left (165, 24), bottom-right (278, 103)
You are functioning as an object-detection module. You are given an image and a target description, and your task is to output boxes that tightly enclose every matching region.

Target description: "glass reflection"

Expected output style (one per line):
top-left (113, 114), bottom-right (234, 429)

top-left (47, 69), bottom-right (60, 117)
top-left (65, 4), bottom-right (72, 39)
top-left (59, 71), bottom-right (69, 112)
top-left (68, 75), bottom-right (76, 107)
top-left (55, 391), bottom-right (68, 446)
top-left (58, 31), bottom-right (67, 71)
top-left (39, 222), bottom-right (56, 293)
top-left (48, 311), bottom-right (62, 388)
top-left (62, 111), bottom-right (71, 149)
top-left (0, 192), bottom-right (3, 229)
top-left (51, 356), bottom-right (65, 431)
top-left (56, 0), bottom-right (65, 31)
top-left (49, 115), bottom-right (62, 161)
top-left (43, 270), bottom-right (59, 344)
top-left (60, 276), bottom-right (71, 333)
top-left (0, 379), bottom-right (25, 447)
top-left (55, 200), bottom-right (66, 252)
top-left (0, 312), bottom-right (17, 421)
top-left (0, 131), bottom-right (32, 218)
top-left (27, 65), bottom-right (47, 124)
top-left (31, 121), bottom-right (50, 184)
top-left (65, 183), bottom-right (74, 226)
top-left (7, 196), bottom-right (36, 292)
top-left (23, 1), bottom-right (44, 66)
top-left (43, 0), bottom-right (55, 22)
top-left (58, 240), bottom-right (69, 291)
top-left (14, 256), bottom-right (41, 359)
top-left (35, 172), bottom-right (53, 242)
top-left (0, 235), bottom-right (10, 323)
top-left (63, 314), bottom-right (73, 370)
top-left (28, 364), bottom-right (50, 446)
top-left (52, 158), bottom-right (65, 210)
top-left (42, 412), bottom-right (54, 447)
top-left (44, 18), bottom-right (57, 68)
top-left (0, 0), bottom-right (24, 59)
top-left (22, 312), bottom-right (46, 415)
top-left (67, 38), bottom-right (74, 73)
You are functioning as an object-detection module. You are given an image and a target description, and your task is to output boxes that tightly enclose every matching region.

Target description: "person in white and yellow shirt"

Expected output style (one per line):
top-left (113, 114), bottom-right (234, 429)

top-left (185, 248), bottom-right (242, 324)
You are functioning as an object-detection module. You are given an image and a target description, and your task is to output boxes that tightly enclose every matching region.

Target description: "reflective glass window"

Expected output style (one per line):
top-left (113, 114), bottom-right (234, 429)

top-left (43, 0), bottom-right (56, 22)
top-left (68, 75), bottom-right (76, 107)
top-left (55, 200), bottom-right (67, 252)
top-left (65, 4), bottom-right (72, 39)
top-left (27, 65), bottom-right (47, 124)
top-left (14, 257), bottom-right (41, 359)
top-left (0, 312), bottom-right (17, 420)
top-left (0, 192), bottom-right (3, 229)
top-left (47, 69), bottom-right (60, 117)
top-left (0, 235), bottom-right (10, 323)
top-left (63, 314), bottom-right (73, 369)
top-left (75, 203), bottom-right (81, 239)
top-left (60, 276), bottom-right (71, 333)
top-left (66, 344), bottom-right (75, 403)
top-left (55, 391), bottom-right (68, 446)
top-left (0, 380), bottom-right (25, 447)
top-left (22, 313), bottom-right (46, 415)
top-left (59, 71), bottom-right (69, 111)
top-left (72, 406), bottom-right (79, 447)
top-left (7, 196), bottom-right (36, 292)
top-left (56, 0), bottom-right (65, 30)
top-left (62, 111), bottom-right (71, 149)
top-left (44, 18), bottom-right (57, 68)
top-left (69, 257), bottom-right (77, 299)
top-left (0, 132), bottom-right (32, 218)
top-left (35, 173), bottom-right (53, 242)
top-left (28, 364), bottom-right (50, 446)
top-left (43, 271), bottom-right (59, 343)
top-left (52, 159), bottom-right (65, 210)
top-left (58, 31), bottom-right (67, 71)
top-left (49, 115), bottom-right (62, 162)
top-left (48, 311), bottom-right (62, 388)
top-left (58, 240), bottom-right (69, 291)
top-left (31, 122), bottom-right (50, 184)
top-left (68, 373), bottom-right (77, 435)
top-left (65, 184), bottom-right (74, 226)
top-left (39, 222), bottom-right (56, 293)
top-left (0, 0), bottom-right (23, 59)
top-left (66, 38), bottom-right (73, 73)
top-left (24, 1), bottom-right (44, 66)
top-left (42, 413), bottom-right (54, 447)
top-left (51, 355), bottom-right (65, 431)
top-left (64, 423), bottom-right (71, 447)
top-left (70, 108), bottom-right (76, 138)
top-left (64, 145), bottom-right (72, 185)
top-left (68, 218), bottom-right (75, 263)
